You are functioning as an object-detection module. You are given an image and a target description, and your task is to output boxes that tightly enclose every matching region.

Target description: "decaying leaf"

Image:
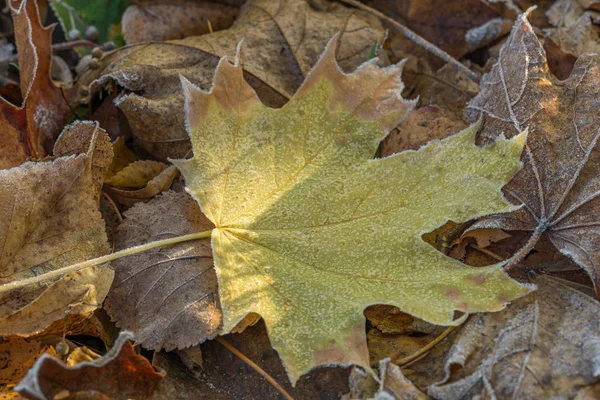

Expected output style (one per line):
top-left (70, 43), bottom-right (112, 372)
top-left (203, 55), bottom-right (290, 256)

top-left (105, 160), bottom-right (168, 188)
top-left (343, 359), bottom-right (429, 400)
top-left (381, 106), bottom-right (468, 156)
top-left (374, 359), bottom-right (429, 400)
top-left (0, 337), bottom-right (56, 396)
top-left (79, 0), bottom-right (387, 161)
top-left (464, 11), bottom-right (600, 287)
top-left (122, 0), bottom-right (240, 44)
top-left (15, 332), bottom-right (164, 400)
top-left (0, 121), bottom-right (113, 335)
top-left (0, 0), bottom-right (72, 169)
top-left (104, 165), bottom-right (179, 207)
top-left (365, 0), bottom-right (515, 68)
top-left (105, 191), bottom-right (220, 351)
top-left (427, 276), bottom-right (600, 399)
top-left (545, 0), bottom-right (600, 56)
top-left (174, 38), bottom-right (531, 382)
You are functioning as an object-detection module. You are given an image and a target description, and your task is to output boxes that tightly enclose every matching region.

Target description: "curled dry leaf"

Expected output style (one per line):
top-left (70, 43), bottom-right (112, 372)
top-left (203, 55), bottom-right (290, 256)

top-left (174, 38), bottom-right (530, 382)
top-left (103, 165), bottom-right (179, 207)
top-left (104, 160), bottom-right (168, 188)
top-left (0, 0), bottom-right (72, 169)
top-left (464, 11), bottom-right (600, 287)
top-left (15, 332), bottom-right (164, 400)
top-left (122, 0), bottom-right (240, 44)
top-left (79, 0), bottom-right (386, 161)
top-left (0, 121), bottom-right (113, 336)
top-left (105, 191), bottom-right (220, 351)
top-left (427, 276), bottom-right (600, 399)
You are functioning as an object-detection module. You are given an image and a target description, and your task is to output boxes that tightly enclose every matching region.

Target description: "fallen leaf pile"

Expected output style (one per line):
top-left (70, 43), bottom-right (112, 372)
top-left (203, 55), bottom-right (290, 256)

top-left (1, 0), bottom-right (600, 399)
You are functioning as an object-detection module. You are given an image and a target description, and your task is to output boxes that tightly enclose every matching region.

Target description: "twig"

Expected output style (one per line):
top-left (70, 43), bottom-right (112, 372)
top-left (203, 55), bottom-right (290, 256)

top-left (337, 0), bottom-right (480, 84)
top-left (468, 244), bottom-right (504, 261)
top-left (215, 336), bottom-right (295, 400)
top-left (0, 40), bottom-right (98, 64)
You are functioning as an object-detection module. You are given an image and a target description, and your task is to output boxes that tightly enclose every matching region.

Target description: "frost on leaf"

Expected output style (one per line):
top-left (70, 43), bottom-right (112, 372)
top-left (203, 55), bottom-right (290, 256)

top-left (105, 191), bottom-right (220, 351)
top-left (0, 0), bottom-right (72, 169)
top-left (428, 276), bottom-right (600, 399)
top-left (15, 331), bottom-right (164, 400)
top-left (78, 0), bottom-right (387, 162)
top-left (174, 39), bottom-right (531, 383)
top-left (0, 122), bottom-right (113, 335)
top-left (464, 11), bottom-right (600, 288)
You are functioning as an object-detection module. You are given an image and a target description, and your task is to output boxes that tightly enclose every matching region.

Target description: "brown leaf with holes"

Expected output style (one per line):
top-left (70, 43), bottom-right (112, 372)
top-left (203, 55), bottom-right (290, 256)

top-left (426, 276), bottom-right (600, 399)
top-left (464, 11), bottom-right (600, 288)
top-left (105, 191), bottom-right (220, 351)
top-left (0, 0), bottom-right (72, 169)
top-left (78, 0), bottom-right (386, 161)
top-left (15, 332), bottom-right (164, 400)
top-left (122, 0), bottom-right (240, 44)
top-left (0, 121), bottom-right (113, 336)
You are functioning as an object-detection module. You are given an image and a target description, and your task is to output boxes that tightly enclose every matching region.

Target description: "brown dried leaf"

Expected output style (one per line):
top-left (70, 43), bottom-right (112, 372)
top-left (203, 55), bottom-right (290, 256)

top-left (374, 359), bottom-right (429, 400)
top-left (545, 0), bottom-right (600, 56)
top-left (105, 137), bottom-right (138, 179)
top-left (122, 1), bottom-right (239, 44)
top-left (0, 337), bottom-right (56, 396)
top-left (366, 0), bottom-right (515, 67)
top-left (402, 64), bottom-right (480, 118)
top-left (427, 276), bottom-right (600, 399)
top-left (381, 106), bottom-right (468, 156)
top-left (105, 191), bottom-right (219, 351)
top-left (103, 165), bottom-right (178, 207)
top-left (464, 11), bottom-right (600, 286)
top-left (0, 0), bottom-right (72, 169)
top-left (343, 359), bottom-right (429, 400)
top-left (79, 0), bottom-right (386, 161)
top-left (0, 122), bottom-right (113, 335)
top-left (15, 332), bottom-right (164, 400)
top-left (104, 160), bottom-right (167, 188)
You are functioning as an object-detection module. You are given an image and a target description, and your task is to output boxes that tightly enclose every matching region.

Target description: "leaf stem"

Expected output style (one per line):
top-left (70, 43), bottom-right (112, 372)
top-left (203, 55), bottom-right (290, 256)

top-left (337, 0), bottom-right (480, 83)
top-left (0, 230), bottom-right (213, 296)
top-left (504, 227), bottom-right (543, 271)
top-left (215, 336), bottom-right (295, 400)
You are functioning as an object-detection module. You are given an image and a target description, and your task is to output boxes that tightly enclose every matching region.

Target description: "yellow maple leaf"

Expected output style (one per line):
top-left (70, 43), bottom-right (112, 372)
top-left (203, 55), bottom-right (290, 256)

top-left (174, 40), bottom-right (532, 383)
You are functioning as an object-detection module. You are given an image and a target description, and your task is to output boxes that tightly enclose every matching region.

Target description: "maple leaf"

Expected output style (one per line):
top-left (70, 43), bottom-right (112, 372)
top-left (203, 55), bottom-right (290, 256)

top-left (174, 39), bottom-right (531, 382)
top-left (427, 276), bottom-right (600, 399)
top-left (0, 0), bottom-right (72, 169)
top-left (0, 122), bottom-right (113, 335)
top-left (464, 11), bottom-right (600, 287)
